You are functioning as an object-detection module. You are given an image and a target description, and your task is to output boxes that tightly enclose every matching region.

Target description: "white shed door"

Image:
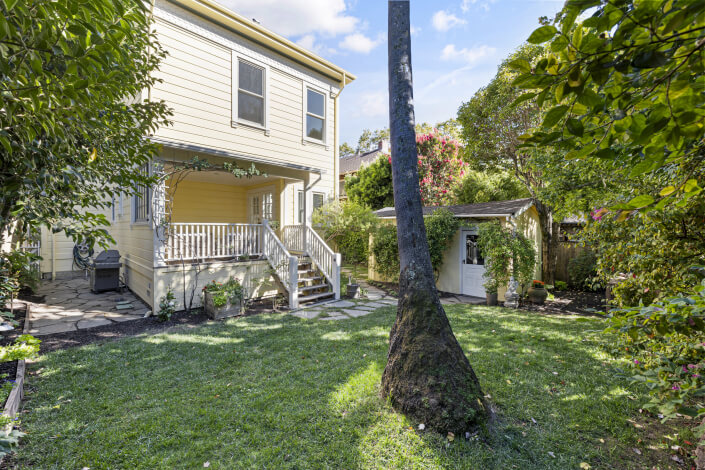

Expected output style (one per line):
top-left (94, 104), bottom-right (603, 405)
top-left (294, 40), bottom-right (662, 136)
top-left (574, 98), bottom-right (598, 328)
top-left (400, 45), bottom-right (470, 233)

top-left (461, 231), bottom-right (486, 298)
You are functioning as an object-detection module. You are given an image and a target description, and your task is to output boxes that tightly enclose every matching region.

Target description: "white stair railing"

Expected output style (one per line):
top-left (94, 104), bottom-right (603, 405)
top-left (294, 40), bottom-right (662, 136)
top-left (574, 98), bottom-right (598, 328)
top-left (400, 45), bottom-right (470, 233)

top-left (304, 226), bottom-right (341, 300)
top-left (262, 220), bottom-right (298, 309)
top-left (164, 223), bottom-right (263, 262)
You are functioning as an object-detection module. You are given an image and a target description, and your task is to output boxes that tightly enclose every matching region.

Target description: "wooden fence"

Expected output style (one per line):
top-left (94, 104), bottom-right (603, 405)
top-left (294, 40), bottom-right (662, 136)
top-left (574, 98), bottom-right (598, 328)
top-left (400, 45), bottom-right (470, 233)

top-left (554, 241), bottom-right (588, 283)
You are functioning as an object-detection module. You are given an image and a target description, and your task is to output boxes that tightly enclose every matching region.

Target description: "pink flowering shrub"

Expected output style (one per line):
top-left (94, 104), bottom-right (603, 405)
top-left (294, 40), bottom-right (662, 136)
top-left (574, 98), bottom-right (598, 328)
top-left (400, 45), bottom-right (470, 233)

top-left (413, 131), bottom-right (467, 206)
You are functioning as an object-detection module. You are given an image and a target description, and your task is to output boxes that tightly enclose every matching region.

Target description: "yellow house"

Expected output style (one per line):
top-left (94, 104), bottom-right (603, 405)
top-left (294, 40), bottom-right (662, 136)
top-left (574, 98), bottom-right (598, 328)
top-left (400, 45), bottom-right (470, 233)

top-left (37, 0), bottom-right (355, 311)
top-left (369, 198), bottom-right (543, 302)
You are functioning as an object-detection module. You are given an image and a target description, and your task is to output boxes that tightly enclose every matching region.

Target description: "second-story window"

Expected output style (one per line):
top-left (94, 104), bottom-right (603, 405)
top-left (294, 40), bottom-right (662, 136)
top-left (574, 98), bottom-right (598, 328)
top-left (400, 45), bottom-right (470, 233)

top-left (238, 60), bottom-right (265, 126)
top-left (305, 88), bottom-right (325, 142)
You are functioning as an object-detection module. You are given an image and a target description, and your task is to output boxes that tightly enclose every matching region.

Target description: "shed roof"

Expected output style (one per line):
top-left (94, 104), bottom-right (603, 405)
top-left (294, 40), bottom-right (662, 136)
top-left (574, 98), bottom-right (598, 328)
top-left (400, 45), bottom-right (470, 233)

top-left (375, 198), bottom-right (535, 219)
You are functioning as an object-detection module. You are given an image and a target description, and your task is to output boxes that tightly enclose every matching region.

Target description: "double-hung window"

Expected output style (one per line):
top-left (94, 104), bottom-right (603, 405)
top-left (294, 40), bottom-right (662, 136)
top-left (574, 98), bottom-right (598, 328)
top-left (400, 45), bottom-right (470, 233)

top-left (236, 59), bottom-right (266, 127)
top-left (313, 192), bottom-right (325, 211)
top-left (305, 88), bottom-right (326, 142)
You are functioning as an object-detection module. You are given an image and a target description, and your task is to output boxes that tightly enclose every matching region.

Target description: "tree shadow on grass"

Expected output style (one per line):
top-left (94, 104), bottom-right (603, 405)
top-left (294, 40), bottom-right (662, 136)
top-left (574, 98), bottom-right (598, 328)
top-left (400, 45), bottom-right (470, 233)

top-left (17, 306), bottom-right (678, 469)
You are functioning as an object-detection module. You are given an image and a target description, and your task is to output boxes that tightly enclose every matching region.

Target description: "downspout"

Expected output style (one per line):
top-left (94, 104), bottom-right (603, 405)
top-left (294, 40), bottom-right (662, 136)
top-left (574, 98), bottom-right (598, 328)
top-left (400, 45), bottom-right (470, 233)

top-left (333, 72), bottom-right (346, 200)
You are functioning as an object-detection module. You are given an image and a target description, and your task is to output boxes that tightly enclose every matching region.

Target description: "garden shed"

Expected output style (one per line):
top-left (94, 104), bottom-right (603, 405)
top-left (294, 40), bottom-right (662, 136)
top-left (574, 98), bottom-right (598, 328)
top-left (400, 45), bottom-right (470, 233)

top-left (370, 198), bottom-right (543, 301)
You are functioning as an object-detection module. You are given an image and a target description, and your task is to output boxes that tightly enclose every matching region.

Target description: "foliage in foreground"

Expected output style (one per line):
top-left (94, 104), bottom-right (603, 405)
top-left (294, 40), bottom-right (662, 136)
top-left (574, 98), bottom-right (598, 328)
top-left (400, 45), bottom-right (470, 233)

top-left (16, 306), bottom-right (686, 469)
top-left (371, 209), bottom-right (459, 281)
top-left (0, 0), bottom-right (172, 246)
top-left (514, 0), bottom-right (704, 212)
top-left (606, 276), bottom-right (705, 435)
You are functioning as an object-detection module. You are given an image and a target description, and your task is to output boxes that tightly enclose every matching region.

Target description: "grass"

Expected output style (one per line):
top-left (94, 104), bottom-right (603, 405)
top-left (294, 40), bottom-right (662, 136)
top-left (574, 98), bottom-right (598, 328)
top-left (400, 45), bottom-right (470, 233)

top-left (16, 305), bottom-right (682, 469)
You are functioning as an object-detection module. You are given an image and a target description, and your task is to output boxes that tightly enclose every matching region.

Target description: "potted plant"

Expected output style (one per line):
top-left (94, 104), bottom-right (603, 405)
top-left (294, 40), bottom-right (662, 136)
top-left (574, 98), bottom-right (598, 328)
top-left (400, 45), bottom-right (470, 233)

top-left (527, 280), bottom-right (548, 304)
top-left (347, 275), bottom-right (359, 299)
top-left (477, 221), bottom-right (537, 308)
top-left (203, 277), bottom-right (244, 320)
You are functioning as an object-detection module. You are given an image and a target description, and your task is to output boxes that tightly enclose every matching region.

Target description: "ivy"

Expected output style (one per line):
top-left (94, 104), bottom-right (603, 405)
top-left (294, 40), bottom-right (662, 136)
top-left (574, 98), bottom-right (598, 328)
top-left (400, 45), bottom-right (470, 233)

top-left (476, 221), bottom-right (536, 295)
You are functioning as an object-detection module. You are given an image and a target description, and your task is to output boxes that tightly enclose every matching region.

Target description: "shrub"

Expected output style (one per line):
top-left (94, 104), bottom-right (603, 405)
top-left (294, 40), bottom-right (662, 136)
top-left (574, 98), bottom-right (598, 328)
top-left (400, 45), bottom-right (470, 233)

top-left (203, 278), bottom-right (244, 308)
top-left (370, 224), bottom-right (400, 282)
top-left (606, 275), bottom-right (705, 435)
top-left (477, 221), bottom-right (536, 294)
top-left (454, 170), bottom-right (530, 205)
top-left (554, 280), bottom-right (568, 291)
top-left (568, 250), bottom-right (599, 291)
top-left (345, 157), bottom-right (394, 210)
top-left (370, 209), bottom-right (460, 282)
top-left (157, 287), bottom-right (176, 322)
top-left (313, 200), bottom-right (378, 267)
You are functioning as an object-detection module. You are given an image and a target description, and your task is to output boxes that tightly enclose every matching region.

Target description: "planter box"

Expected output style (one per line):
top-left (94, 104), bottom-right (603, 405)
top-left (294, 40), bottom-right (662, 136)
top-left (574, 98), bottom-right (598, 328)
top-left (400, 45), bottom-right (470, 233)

top-left (204, 292), bottom-right (242, 320)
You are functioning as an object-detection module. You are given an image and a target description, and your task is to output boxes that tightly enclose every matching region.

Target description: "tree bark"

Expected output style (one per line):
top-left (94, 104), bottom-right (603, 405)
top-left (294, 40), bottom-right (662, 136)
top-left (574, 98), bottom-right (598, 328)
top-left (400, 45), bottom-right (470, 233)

top-left (381, 0), bottom-right (489, 434)
top-left (535, 200), bottom-right (558, 284)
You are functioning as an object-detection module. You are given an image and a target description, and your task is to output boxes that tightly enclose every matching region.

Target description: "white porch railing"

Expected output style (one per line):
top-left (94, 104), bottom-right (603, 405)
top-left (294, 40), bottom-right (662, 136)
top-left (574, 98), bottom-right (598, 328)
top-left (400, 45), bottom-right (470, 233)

top-left (304, 226), bottom-right (341, 300)
top-left (164, 223), bottom-right (263, 262)
top-left (281, 225), bottom-right (304, 253)
top-left (262, 221), bottom-right (298, 308)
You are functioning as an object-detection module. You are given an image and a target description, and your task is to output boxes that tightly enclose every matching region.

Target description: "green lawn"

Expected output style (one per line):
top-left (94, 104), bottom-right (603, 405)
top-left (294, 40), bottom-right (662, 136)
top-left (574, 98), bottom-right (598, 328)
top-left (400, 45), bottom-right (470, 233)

top-left (16, 305), bottom-right (680, 469)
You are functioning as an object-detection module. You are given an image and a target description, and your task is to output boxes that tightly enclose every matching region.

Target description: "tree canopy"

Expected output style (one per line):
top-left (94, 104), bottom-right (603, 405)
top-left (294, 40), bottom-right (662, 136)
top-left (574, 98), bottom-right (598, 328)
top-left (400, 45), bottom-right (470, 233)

top-left (514, 0), bottom-right (704, 213)
top-left (0, 0), bottom-right (171, 244)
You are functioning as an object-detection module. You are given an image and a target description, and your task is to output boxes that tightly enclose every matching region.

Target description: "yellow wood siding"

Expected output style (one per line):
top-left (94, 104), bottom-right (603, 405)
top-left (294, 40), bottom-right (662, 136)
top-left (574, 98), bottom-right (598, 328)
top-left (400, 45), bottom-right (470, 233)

top-left (170, 180), bottom-right (248, 224)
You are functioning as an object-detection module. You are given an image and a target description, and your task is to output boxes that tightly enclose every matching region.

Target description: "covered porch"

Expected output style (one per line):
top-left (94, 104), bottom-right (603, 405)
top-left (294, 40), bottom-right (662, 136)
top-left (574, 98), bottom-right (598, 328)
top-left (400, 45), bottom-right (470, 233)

top-left (152, 145), bottom-right (341, 308)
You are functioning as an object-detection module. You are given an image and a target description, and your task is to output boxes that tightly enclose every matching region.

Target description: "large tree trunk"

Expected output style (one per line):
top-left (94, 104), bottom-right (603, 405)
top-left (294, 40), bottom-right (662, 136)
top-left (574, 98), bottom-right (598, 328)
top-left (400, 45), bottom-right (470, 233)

top-left (535, 200), bottom-right (558, 284)
top-left (380, 0), bottom-right (489, 434)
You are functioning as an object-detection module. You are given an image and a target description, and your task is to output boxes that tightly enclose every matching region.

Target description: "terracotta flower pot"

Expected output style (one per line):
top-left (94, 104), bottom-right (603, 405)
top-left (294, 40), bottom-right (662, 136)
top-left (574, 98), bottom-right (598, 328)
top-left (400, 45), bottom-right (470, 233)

top-left (527, 286), bottom-right (548, 304)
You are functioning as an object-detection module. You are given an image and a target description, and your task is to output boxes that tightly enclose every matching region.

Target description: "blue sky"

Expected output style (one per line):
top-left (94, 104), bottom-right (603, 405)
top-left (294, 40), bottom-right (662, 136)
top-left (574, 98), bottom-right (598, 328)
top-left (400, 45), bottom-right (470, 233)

top-left (219, 0), bottom-right (565, 145)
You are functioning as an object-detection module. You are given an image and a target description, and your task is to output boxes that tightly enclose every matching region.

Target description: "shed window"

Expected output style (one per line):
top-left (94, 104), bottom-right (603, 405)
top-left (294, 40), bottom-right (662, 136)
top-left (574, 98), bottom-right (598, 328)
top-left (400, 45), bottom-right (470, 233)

top-left (238, 60), bottom-right (265, 126)
top-left (305, 88), bottom-right (325, 141)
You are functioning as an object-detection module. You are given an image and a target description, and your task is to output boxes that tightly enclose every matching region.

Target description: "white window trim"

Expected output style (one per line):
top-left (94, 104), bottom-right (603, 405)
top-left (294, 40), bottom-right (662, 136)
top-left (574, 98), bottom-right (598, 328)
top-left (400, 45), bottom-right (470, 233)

top-left (131, 163), bottom-right (152, 226)
top-left (301, 82), bottom-right (330, 150)
top-left (232, 50), bottom-right (270, 136)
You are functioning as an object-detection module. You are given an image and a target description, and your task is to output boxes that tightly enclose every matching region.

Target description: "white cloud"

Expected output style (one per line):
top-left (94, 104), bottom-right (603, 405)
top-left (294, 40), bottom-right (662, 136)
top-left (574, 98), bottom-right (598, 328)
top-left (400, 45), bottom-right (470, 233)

top-left (432, 10), bottom-right (466, 32)
top-left (218, 0), bottom-right (358, 37)
top-left (440, 44), bottom-right (496, 64)
top-left (296, 34), bottom-right (317, 51)
top-left (352, 91), bottom-right (388, 118)
top-left (461, 0), bottom-right (496, 13)
top-left (339, 33), bottom-right (384, 54)
top-left (410, 25), bottom-right (421, 36)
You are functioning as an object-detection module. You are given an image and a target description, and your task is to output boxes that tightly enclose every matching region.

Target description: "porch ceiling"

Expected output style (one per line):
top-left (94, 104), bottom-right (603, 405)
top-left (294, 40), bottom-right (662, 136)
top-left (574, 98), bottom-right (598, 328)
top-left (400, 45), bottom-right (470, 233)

top-left (175, 170), bottom-right (296, 186)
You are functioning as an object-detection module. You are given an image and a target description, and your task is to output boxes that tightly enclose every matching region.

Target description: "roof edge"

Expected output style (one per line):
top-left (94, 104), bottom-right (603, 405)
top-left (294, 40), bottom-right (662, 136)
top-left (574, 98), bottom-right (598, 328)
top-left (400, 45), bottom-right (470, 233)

top-left (166, 0), bottom-right (356, 86)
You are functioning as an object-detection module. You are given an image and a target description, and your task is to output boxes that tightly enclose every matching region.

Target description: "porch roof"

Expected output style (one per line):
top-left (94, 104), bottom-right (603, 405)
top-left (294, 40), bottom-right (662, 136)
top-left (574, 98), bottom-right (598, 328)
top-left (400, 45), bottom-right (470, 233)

top-left (375, 198), bottom-right (535, 219)
top-left (152, 137), bottom-right (326, 177)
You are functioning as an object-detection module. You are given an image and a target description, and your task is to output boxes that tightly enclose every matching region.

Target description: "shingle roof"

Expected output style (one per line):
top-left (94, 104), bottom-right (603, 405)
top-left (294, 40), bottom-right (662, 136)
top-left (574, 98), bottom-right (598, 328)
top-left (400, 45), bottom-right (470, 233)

top-left (375, 198), bottom-right (535, 218)
top-left (339, 149), bottom-right (387, 175)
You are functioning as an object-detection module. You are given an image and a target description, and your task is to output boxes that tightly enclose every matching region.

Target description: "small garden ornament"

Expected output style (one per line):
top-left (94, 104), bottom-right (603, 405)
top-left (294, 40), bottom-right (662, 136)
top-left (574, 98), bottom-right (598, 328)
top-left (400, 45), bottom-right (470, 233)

top-left (527, 280), bottom-right (548, 304)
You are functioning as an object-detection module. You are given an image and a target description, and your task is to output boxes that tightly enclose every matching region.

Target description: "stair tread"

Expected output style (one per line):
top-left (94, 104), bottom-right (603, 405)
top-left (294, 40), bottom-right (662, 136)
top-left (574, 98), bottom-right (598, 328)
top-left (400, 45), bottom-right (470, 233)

top-left (298, 276), bottom-right (324, 283)
top-left (299, 283), bottom-right (330, 293)
top-left (298, 291), bottom-right (335, 303)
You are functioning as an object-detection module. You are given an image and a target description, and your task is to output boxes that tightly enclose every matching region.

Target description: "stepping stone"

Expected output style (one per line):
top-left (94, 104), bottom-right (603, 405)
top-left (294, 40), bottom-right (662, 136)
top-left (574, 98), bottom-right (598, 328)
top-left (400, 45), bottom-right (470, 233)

top-left (103, 313), bottom-right (139, 323)
top-left (342, 309), bottom-right (372, 318)
top-left (115, 303), bottom-right (134, 310)
top-left (351, 305), bottom-right (375, 311)
top-left (30, 322), bottom-right (77, 336)
top-left (320, 315), bottom-right (348, 321)
top-left (31, 318), bottom-right (66, 327)
top-left (360, 302), bottom-right (388, 308)
top-left (290, 310), bottom-right (321, 320)
top-left (327, 300), bottom-right (356, 308)
top-left (76, 318), bottom-right (112, 329)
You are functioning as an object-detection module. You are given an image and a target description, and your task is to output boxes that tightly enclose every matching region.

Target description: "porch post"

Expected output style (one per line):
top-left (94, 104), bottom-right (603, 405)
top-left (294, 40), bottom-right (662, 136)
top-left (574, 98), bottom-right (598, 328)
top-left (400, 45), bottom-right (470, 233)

top-left (288, 255), bottom-right (299, 309)
top-left (333, 252), bottom-right (341, 300)
top-left (152, 159), bottom-right (167, 268)
top-left (302, 173), bottom-right (310, 255)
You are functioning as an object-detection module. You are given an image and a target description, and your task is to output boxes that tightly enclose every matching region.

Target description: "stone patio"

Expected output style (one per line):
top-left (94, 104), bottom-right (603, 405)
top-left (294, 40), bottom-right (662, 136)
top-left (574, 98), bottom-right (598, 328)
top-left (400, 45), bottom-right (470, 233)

top-left (28, 277), bottom-right (151, 335)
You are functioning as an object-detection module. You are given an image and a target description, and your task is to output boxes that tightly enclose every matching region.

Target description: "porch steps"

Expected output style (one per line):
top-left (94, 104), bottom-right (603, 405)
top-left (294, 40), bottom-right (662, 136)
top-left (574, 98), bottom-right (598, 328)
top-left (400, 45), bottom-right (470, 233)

top-left (296, 256), bottom-right (334, 305)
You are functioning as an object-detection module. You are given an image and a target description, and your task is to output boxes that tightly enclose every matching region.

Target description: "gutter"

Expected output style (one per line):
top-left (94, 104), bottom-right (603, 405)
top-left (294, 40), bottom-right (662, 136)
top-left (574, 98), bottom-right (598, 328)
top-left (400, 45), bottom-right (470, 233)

top-left (167, 0), bottom-right (356, 85)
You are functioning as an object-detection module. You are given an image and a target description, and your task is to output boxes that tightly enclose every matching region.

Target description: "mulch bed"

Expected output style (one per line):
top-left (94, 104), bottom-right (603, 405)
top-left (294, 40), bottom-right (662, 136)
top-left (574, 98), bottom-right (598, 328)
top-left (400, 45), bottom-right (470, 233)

top-left (518, 289), bottom-right (606, 317)
top-left (35, 298), bottom-right (287, 354)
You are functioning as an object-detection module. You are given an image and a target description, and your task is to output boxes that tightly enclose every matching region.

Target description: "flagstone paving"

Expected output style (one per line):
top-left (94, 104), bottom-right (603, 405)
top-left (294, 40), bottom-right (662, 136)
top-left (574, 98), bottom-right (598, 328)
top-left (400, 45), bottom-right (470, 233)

top-left (28, 277), bottom-right (151, 335)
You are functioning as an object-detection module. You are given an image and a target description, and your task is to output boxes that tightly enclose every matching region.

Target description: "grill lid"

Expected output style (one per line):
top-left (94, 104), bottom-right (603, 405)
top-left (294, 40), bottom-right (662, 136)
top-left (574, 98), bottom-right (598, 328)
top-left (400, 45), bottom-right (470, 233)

top-left (94, 250), bottom-right (121, 266)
